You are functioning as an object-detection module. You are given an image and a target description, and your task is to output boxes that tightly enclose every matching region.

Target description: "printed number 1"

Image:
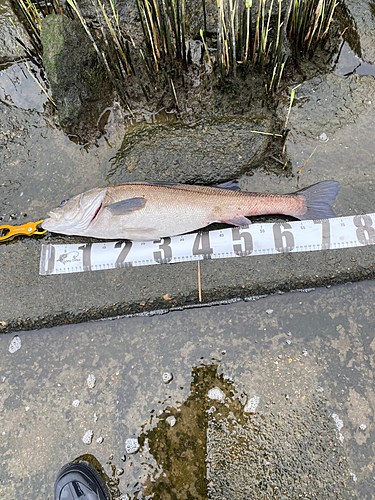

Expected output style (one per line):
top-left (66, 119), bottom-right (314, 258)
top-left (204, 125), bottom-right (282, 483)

top-left (78, 243), bottom-right (92, 270)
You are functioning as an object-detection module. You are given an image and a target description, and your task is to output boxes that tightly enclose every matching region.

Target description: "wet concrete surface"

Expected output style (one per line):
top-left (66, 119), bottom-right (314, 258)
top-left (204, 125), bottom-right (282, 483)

top-left (1, 281), bottom-right (374, 499)
top-left (3, 86), bottom-right (375, 332)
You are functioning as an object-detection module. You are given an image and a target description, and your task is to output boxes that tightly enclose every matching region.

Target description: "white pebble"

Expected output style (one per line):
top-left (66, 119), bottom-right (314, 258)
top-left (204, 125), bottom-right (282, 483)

top-left (244, 395), bottom-right (260, 413)
top-left (9, 335), bottom-right (21, 353)
top-left (125, 438), bottom-right (139, 454)
top-left (72, 400), bottom-right (80, 407)
top-left (96, 436), bottom-right (104, 444)
top-left (162, 372), bottom-right (173, 384)
top-left (207, 387), bottom-right (225, 402)
top-left (332, 413), bottom-right (344, 432)
top-left (266, 309), bottom-right (273, 315)
top-left (82, 430), bottom-right (93, 445)
top-left (166, 416), bottom-right (176, 427)
top-left (359, 424), bottom-right (366, 431)
top-left (87, 374), bottom-right (96, 389)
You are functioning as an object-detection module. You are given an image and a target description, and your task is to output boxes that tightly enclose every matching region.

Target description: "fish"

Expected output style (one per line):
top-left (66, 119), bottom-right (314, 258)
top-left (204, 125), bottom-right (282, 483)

top-left (41, 180), bottom-right (340, 241)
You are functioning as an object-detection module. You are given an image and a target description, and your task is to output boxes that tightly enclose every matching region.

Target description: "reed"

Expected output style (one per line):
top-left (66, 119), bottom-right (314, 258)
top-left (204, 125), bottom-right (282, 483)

top-left (215, 0), bottom-right (337, 92)
top-left (289, 0), bottom-right (337, 54)
top-left (11, 0), bottom-right (339, 109)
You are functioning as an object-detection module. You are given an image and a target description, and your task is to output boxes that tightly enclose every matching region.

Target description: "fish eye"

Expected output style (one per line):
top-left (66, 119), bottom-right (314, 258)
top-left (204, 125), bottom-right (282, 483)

top-left (60, 199), bottom-right (69, 206)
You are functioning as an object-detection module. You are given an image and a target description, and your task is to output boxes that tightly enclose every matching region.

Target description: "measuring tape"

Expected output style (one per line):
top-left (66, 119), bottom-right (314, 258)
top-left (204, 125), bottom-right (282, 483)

top-left (39, 213), bottom-right (375, 276)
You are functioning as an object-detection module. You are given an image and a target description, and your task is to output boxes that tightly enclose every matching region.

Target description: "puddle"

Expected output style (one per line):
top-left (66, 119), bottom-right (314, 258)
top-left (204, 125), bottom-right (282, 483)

top-left (0, 61), bottom-right (48, 111)
top-left (332, 40), bottom-right (375, 78)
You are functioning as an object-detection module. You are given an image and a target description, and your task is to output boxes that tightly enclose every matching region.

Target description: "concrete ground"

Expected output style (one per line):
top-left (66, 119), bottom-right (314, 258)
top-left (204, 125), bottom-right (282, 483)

top-left (0, 280), bottom-right (374, 499)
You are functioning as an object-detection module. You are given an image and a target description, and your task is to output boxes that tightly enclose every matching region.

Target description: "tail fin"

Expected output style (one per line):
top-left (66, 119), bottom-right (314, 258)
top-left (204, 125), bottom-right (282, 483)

top-left (296, 180), bottom-right (340, 220)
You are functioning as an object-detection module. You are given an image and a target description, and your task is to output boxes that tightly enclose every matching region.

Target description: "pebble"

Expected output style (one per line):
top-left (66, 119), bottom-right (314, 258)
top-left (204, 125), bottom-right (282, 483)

top-left (244, 395), bottom-right (260, 413)
top-left (207, 387), bottom-right (225, 402)
top-left (125, 438), bottom-right (139, 454)
top-left (166, 416), bottom-right (176, 427)
top-left (82, 430), bottom-right (93, 445)
top-left (87, 374), bottom-right (96, 389)
top-left (162, 372), bottom-right (173, 384)
top-left (9, 335), bottom-right (21, 353)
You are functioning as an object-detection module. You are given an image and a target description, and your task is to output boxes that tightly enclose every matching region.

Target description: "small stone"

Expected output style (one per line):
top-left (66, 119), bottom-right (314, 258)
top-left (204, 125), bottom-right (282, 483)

top-left (207, 387), bottom-right (225, 402)
top-left (166, 416), bottom-right (176, 427)
top-left (332, 413), bottom-right (344, 432)
top-left (359, 424), bottom-right (366, 431)
top-left (319, 132), bottom-right (329, 142)
top-left (244, 395), bottom-right (260, 413)
top-left (72, 400), bottom-right (80, 407)
top-left (162, 372), bottom-right (173, 384)
top-left (266, 309), bottom-right (273, 315)
top-left (82, 430), bottom-right (93, 445)
top-left (96, 437), bottom-right (103, 444)
top-left (93, 412), bottom-right (98, 422)
top-left (286, 339), bottom-right (292, 345)
top-left (125, 438), bottom-right (139, 454)
top-left (116, 468), bottom-right (124, 476)
top-left (9, 335), bottom-right (21, 353)
top-left (87, 374), bottom-right (96, 389)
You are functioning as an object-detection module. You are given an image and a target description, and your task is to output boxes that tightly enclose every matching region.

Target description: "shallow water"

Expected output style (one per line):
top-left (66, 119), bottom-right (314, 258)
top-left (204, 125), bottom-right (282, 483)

top-left (1, 282), bottom-right (374, 498)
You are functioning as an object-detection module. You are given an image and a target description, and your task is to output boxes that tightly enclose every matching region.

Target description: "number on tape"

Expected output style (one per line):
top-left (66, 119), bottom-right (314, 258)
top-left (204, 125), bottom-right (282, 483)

top-left (39, 214), bottom-right (375, 275)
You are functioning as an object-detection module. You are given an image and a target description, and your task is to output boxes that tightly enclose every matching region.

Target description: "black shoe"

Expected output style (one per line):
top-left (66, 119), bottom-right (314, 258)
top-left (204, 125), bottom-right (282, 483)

top-left (54, 461), bottom-right (111, 500)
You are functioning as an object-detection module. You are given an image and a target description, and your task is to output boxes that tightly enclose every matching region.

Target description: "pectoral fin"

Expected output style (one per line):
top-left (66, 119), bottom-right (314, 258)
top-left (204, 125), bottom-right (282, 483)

top-left (223, 216), bottom-right (251, 227)
top-left (105, 197), bottom-right (146, 216)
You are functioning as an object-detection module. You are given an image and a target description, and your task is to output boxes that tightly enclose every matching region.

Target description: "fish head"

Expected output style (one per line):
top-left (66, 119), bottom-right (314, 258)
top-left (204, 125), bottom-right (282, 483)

top-left (42, 188), bottom-right (107, 235)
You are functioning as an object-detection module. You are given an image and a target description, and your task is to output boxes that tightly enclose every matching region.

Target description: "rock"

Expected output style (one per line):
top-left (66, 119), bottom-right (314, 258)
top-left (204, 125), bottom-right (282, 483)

top-left (344, 0), bottom-right (375, 65)
top-left (108, 116), bottom-right (271, 184)
top-left (283, 73), bottom-right (375, 139)
top-left (40, 14), bottom-right (111, 142)
top-left (0, 0), bottom-right (31, 63)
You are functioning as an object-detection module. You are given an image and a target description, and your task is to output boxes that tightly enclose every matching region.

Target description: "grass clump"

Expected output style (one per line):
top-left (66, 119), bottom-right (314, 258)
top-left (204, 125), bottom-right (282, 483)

top-left (11, 0), bottom-right (339, 110)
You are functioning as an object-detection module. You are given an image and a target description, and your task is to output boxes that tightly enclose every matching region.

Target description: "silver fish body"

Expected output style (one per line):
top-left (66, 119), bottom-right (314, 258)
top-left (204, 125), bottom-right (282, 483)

top-left (42, 181), bottom-right (339, 241)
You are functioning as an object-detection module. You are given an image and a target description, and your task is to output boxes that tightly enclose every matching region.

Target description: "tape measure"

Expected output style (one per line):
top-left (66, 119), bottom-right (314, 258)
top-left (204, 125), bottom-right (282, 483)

top-left (39, 213), bottom-right (375, 276)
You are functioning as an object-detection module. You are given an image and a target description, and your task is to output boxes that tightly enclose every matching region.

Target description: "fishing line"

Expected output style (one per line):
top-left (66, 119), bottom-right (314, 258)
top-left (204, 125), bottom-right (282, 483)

top-left (39, 213), bottom-right (375, 275)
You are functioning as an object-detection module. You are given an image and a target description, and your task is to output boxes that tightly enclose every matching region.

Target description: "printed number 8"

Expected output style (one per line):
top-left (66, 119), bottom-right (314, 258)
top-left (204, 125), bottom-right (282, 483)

top-left (353, 215), bottom-right (375, 245)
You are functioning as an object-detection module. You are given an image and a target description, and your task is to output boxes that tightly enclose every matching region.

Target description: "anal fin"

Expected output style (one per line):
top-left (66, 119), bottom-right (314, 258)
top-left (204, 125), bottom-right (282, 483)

top-left (222, 216), bottom-right (251, 227)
